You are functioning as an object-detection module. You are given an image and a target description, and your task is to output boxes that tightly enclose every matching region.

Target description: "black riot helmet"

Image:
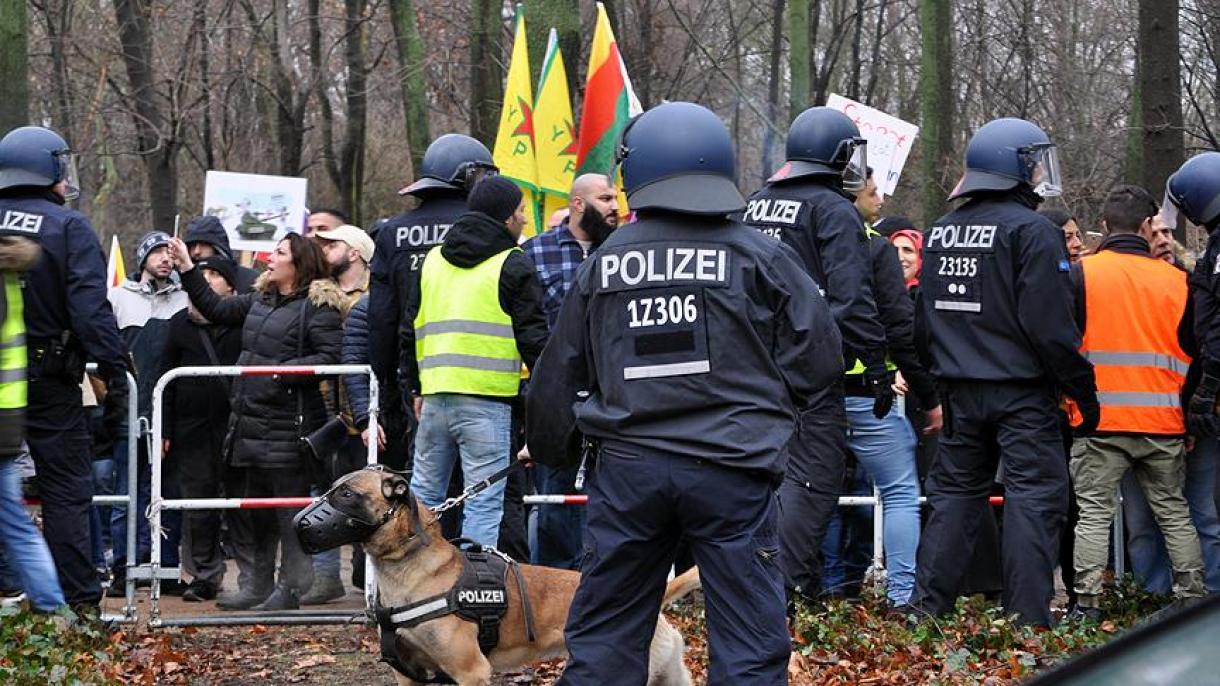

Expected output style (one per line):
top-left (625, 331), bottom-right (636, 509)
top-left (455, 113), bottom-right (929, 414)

top-left (398, 134), bottom-right (498, 197)
top-left (0, 126), bottom-right (81, 200)
top-left (772, 107), bottom-right (868, 190)
top-left (1162, 152), bottom-right (1220, 229)
top-left (948, 118), bottom-right (1062, 201)
top-left (614, 101), bottom-right (744, 216)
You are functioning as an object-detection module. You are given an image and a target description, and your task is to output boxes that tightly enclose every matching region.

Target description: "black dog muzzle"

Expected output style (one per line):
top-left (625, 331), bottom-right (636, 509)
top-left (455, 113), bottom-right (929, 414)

top-left (293, 468), bottom-right (407, 554)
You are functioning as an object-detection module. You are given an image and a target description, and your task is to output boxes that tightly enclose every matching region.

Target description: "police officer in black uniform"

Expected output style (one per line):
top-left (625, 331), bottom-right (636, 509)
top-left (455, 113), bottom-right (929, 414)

top-left (1162, 154), bottom-right (1220, 447)
top-left (742, 106), bottom-right (891, 602)
top-left (909, 118), bottom-right (1098, 627)
top-left (0, 126), bottom-right (129, 610)
top-left (367, 134), bottom-right (497, 467)
top-left (526, 102), bottom-right (842, 685)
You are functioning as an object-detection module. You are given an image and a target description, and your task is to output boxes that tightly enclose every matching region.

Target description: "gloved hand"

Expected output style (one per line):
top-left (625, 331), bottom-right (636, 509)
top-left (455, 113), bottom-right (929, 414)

top-left (864, 363), bottom-right (895, 419)
top-left (1189, 360), bottom-right (1220, 437)
top-left (1073, 391), bottom-right (1101, 436)
top-left (94, 373), bottom-right (129, 457)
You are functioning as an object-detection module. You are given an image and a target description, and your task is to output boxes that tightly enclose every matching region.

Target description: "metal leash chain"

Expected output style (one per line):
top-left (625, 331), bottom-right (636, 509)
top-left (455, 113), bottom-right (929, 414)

top-left (429, 459), bottom-right (527, 516)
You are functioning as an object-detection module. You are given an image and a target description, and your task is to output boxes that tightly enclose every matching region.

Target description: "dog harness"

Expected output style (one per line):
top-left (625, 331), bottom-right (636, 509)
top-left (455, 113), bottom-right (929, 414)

top-left (376, 543), bottom-right (538, 683)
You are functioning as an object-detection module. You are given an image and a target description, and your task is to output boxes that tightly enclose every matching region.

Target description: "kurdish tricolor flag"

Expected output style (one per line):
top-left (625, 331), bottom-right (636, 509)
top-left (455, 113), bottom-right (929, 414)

top-left (492, 5), bottom-right (541, 237)
top-left (534, 28), bottom-right (577, 227)
top-left (106, 235), bottom-right (126, 288)
top-left (575, 2), bottom-right (641, 213)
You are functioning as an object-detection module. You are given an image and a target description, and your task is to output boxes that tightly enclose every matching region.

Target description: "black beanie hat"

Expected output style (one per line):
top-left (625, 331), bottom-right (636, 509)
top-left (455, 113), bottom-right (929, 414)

top-left (195, 257), bottom-right (238, 290)
top-left (467, 176), bottom-right (523, 222)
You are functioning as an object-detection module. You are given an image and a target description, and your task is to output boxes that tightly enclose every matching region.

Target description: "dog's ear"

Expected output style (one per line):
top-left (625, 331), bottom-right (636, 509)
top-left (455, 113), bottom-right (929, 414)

top-left (381, 474), bottom-right (410, 502)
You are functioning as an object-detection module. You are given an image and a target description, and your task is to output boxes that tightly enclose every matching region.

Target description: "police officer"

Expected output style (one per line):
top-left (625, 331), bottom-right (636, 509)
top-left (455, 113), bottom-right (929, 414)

top-left (367, 134), bottom-right (497, 468)
top-left (0, 126), bottom-right (129, 610)
top-left (526, 102), bottom-right (843, 684)
top-left (1164, 154), bottom-right (1220, 443)
top-left (743, 106), bottom-right (890, 602)
top-left (909, 118), bottom-right (1098, 627)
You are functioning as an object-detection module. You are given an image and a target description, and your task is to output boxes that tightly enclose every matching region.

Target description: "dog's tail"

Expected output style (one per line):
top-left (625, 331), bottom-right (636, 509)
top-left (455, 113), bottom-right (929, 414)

top-left (662, 567), bottom-right (701, 606)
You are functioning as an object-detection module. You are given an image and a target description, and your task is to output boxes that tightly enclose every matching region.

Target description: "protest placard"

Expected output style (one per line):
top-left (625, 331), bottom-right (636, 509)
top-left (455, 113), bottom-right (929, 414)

top-left (826, 94), bottom-right (919, 197)
top-left (201, 171), bottom-right (308, 252)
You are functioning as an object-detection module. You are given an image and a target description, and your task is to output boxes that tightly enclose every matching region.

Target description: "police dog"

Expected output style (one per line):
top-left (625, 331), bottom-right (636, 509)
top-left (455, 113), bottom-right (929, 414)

top-left (321, 468), bottom-right (696, 686)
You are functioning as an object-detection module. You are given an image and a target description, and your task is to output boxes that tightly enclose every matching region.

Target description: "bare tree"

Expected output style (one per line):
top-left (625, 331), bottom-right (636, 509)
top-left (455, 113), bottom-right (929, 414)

top-left (389, 0), bottom-right (431, 176)
top-left (0, 0), bottom-right (30, 132)
top-left (918, 0), bottom-right (952, 226)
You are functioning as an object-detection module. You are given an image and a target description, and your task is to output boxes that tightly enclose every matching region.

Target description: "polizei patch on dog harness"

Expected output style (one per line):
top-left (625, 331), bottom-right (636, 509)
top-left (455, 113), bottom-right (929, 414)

top-left (375, 542), bottom-right (537, 683)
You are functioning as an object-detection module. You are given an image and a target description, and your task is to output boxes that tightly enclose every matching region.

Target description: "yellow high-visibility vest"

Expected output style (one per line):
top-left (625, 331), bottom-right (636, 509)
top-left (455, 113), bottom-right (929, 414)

top-left (0, 273), bottom-right (27, 410)
top-left (414, 246), bottom-right (522, 397)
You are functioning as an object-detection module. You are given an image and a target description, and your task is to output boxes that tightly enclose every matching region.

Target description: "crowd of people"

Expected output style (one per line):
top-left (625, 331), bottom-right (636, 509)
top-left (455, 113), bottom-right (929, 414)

top-left (1, 103), bottom-right (1220, 681)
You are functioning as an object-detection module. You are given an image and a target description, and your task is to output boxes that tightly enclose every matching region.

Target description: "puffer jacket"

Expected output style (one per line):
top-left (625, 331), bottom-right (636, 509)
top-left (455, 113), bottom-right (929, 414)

top-left (341, 294), bottom-right (372, 428)
top-left (180, 267), bottom-right (343, 469)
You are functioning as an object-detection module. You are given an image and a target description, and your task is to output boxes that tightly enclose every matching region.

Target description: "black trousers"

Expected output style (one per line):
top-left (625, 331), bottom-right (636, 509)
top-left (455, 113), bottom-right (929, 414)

top-left (559, 444), bottom-right (789, 685)
top-left (27, 377), bottom-right (98, 607)
top-left (913, 381), bottom-right (1068, 627)
top-left (224, 466), bottom-right (314, 594)
top-left (176, 423), bottom-right (227, 587)
top-left (777, 383), bottom-right (849, 598)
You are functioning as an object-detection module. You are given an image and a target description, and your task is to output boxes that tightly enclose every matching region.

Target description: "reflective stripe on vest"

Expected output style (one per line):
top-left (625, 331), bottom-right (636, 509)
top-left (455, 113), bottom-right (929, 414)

top-left (414, 246), bottom-right (522, 397)
top-left (0, 274), bottom-right (27, 410)
top-left (1073, 250), bottom-right (1189, 434)
top-left (846, 224), bottom-right (897, 377)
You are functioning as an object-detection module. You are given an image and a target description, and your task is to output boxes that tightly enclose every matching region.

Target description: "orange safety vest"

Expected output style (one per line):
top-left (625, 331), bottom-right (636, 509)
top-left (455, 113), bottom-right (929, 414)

top-left (1070, 249), bottom-right (1190, 434)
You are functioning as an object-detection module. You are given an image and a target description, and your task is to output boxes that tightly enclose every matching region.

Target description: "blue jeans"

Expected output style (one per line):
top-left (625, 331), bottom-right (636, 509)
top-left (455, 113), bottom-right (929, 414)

top-left (1125, 437), bottom-right (1220, 594)
top-left (410, 394), bottom-right (511, 548)
top-left (532, 462), bottom-right (587, 569)
top-left (0, 457), bottom-right (66, 611)
top-left (838, 397), bottom-right (921, 604)
top-left (110, 437), bottom-right (180, 571)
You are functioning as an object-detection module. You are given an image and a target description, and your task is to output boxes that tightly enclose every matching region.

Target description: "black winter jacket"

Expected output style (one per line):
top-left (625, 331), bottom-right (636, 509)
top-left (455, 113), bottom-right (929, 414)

top-left (182, 216), bottom-right (260, 293)
top-left (159, 308), bottom-right (242, 444)
top-left (181, 267), bottom-right (344, 469)
top-left (401, 211), bottom-right (549, 395)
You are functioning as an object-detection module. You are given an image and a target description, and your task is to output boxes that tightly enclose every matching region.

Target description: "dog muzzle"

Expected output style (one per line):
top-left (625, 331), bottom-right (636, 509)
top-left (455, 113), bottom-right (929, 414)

top-left (293, 497), bottom-right (383, 554)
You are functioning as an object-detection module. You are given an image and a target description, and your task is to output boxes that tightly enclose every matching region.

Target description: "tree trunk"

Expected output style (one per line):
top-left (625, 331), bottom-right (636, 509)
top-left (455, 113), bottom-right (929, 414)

top-left (763, 0), bottom-right (786, 180)
top-left (788, 0), bottom-right (810, 115)
top-left (469, 0), bottom-right (504, 145)
top-left (525, 0), bottom-right (579, 99)
top-left (195, 1), bottom-right (216, 171)
top-left (1138, 0), bottom-right (1184, 229)
top-left (113, 0), bottom-right (179, 230)
top-left (338, 0), bottom-right (369, 225)
top-left (0, 0), bottom-right (29, 133)
top-left (389, 0), bottom-right (431, 178)
top-left (918, 0), bottom-right (953, 227)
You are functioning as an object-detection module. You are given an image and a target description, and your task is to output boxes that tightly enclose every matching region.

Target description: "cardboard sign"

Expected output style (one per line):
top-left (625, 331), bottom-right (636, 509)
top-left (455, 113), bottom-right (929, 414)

top-left (202, 171), bottom-right (308, 252)
top-left (826, 94), bottom-right (919, 197)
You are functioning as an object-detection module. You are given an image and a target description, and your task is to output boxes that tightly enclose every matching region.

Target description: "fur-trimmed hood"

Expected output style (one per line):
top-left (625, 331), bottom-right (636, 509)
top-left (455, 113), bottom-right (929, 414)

top-left (251, 272), bottom-right (348, 313)
top-left (0, 236), bottom-right (41, 272)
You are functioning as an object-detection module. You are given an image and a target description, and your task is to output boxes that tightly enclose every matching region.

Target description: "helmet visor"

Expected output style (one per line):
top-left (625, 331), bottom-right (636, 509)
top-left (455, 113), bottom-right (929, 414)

top-left (456, 161), bottom-right (498, 191)
top-left (56, 150), bottom-right (80, 201)
top-left (1022, 144), bottom-right (1062, 198)
top-left (841, 139), bottom-right (868, 192)
top-left (1158, 187), bottom-right (1181, 232)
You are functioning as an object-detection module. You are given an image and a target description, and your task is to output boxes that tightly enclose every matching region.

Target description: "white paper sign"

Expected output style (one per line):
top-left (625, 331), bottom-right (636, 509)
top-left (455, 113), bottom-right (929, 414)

top-left (202, 171), bottom-right (308, 252)
top-left (825, 94), bottom-right (919, 197)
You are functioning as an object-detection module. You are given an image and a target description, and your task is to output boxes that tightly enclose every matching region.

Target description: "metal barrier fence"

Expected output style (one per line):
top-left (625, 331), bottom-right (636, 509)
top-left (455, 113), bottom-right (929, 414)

top-left (92, 365), bottom-right (140, 623)
top-left (147, 364), bottom-right (378, 628)
top-left (525, 490), bottom-right (1128, 590)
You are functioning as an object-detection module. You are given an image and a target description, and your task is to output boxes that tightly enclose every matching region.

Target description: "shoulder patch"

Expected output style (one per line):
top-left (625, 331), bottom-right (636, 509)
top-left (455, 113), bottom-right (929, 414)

top-left (1058, 260), bottom-right (1070, 272)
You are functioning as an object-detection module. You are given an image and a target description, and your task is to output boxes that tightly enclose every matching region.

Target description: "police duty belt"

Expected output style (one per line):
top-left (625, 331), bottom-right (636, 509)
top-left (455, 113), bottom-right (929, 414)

top-left (375, 542), bottom-right (538, 683)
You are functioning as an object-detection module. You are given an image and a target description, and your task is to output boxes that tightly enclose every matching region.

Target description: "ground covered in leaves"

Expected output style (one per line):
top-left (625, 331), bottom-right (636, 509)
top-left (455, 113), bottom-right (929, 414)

top-left (2, 578), bottom-right (1170, 685)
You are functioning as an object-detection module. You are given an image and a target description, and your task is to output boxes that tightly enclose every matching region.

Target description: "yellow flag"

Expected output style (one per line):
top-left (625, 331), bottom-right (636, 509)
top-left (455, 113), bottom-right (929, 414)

top-left (107, 235), bottom-right (126, 288)
top-left (492, 5), bottom-right (540, 237)
top-left (534, 28), bottom-right (576, 230)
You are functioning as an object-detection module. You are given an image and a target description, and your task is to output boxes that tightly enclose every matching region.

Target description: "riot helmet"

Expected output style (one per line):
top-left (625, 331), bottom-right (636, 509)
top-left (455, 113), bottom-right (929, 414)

top-left (0, 126), bottom-right (80, 200)
top-left (948, 118), bottom-right (1062, 200)
top-left (399, 134), bottom-right (498, 197)
top-left (773, 106), bottom-right (868, 190)
top-left (614, 101), bottom-right (744, 215)
top-left (1161, 152), bottom-right (1220, 229)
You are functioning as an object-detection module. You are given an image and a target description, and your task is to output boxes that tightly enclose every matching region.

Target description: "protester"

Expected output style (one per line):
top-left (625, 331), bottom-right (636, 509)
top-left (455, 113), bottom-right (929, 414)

top-left (159, 257), bottom-right (242, 602)
top-left (305, 208), bottom-right (349, 238)
top-left (0, 234), bottom-right (66, 613)
top-left (183, 215), bottom-right (258, 293)
top-left (888, 228), bottom-right (922, 290)
top-left (107, 231), bottom-right (190, 596)
top-left (1040, 208), bottom-right (1086, 263)
top-left (169, 233), bottom-right (343, 611)
top-left (522, 173), bottom-right (619, 570)
top-left (1066, 185), bottom-right (1203, 620)
top-left (406, 175), bottom-right (547, 548)
top-left (303, 224), bottom-right (372, 605)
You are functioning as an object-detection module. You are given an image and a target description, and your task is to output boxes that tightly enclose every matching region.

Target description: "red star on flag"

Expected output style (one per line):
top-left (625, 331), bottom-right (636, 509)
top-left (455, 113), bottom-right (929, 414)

top-left (513, 97), bottom-right (534, 140)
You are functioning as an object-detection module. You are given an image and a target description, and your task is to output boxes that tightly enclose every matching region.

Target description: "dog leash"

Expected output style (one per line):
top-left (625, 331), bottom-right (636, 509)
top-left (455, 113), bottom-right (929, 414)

top-left (430, 458), bottom-right (528, 516)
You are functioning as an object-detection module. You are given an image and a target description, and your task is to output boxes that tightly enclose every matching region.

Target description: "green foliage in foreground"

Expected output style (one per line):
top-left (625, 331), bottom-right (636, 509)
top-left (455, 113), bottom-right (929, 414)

top-left (0, 603), bottom-right (124, 686)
